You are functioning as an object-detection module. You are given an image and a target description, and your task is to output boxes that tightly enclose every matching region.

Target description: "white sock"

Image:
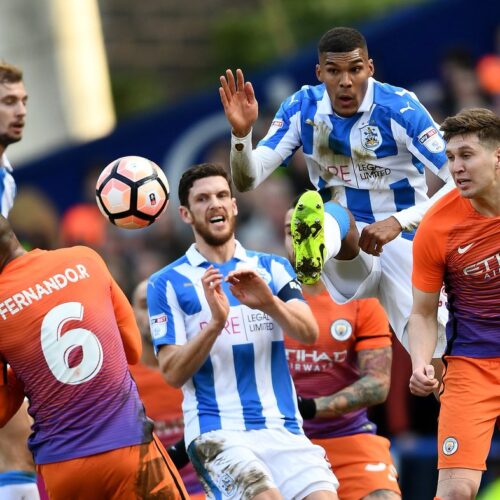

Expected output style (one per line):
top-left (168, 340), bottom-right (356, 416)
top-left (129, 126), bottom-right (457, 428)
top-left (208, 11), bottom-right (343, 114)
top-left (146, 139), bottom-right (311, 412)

top-left (324, 212), bottom-right (342, 261)
top-left (327, 251), bottom-right (374, 297)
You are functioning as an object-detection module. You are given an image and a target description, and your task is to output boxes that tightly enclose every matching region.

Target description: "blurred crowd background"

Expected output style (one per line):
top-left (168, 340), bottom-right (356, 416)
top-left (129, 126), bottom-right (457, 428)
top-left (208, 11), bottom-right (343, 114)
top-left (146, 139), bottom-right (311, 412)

top-left (2, 0), bottom-right (500, 497)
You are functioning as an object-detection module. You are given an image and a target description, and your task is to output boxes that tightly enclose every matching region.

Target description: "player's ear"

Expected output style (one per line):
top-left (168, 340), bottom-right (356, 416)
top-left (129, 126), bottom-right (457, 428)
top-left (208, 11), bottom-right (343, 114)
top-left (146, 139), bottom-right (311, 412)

top-left (179, 205), bottom-right (193, 224)
top-left (232, 198), bottom-right (238, 216)
top-left (368, 58), bottom-right (375, 77)
top-left (315, 63), bottom-right (323, 83)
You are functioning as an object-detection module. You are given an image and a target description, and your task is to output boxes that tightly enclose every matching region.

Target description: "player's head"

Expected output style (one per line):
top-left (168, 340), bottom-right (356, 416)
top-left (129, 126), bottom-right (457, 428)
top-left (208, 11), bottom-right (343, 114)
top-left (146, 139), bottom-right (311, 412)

top-left (132, 279), bottom-right (150, 343)
top-left (283, 206), bottom-right (295, 264)
top-left (0, 62), bottom-right (27, 153)
top-left (178, 163), bottom-right (238, 246)
top-left (441, 108), bottom-right (500, 200)
top-left (316, 27), bottom-right (374, 118)
top-left (0, 214), bottom-right (26, 273)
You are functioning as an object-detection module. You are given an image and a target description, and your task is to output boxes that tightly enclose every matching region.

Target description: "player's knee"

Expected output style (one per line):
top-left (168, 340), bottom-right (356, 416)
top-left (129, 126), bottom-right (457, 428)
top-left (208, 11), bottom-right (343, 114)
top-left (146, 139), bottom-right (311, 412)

top-left (363, 490), bottom-right (400, 500)
top-left (437, 477), bottom-right (479, 500)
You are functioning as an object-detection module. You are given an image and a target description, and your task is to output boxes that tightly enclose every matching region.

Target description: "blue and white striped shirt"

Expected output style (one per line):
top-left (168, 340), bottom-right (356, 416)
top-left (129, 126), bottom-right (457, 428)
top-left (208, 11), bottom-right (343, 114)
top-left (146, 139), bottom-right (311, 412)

top-left (0, 155), bottom-right (16, 217)
top-left (147, 241), bottom-right (305, 447)
top-left (258, 77), bottom-right (449, 225)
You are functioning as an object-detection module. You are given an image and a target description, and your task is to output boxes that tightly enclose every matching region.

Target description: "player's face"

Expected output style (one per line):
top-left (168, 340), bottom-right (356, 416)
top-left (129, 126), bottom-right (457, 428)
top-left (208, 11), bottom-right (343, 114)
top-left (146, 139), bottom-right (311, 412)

top-left (284, 208), bottom-right (294, 264)
top-left (0, 81), bottom-right (27, 147)
top-left (132, 280), bottom-right (150, 342)
top-left (182, 176), bottom-right (237, 246)
top-left (446, 133), bottom-right (500, 200)
top-left (316, 49), bottom-right (374, 117)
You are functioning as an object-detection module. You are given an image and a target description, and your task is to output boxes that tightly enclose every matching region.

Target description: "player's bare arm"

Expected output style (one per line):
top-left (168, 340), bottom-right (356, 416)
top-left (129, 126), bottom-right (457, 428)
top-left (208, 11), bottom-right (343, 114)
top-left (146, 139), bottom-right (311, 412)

top-left (0, 365), bottom-right (25, 427)
top-left (358, 216), bottom-right (403, 256)
top-left (227, 269), bottom-right (318, 344)
top-left (158, 266), bottom-right (230, 388)
top-left (314, 346), bottom-right (392, 417)
top-left (408, 287), bottom-right (440, 396)
top-left (219, 69), bottom-right (258, 138)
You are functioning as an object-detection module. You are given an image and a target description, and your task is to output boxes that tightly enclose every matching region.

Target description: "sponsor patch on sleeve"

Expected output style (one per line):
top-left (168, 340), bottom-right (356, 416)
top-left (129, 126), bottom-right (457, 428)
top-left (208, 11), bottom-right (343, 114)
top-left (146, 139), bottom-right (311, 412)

top-left (271, 119), bottom-right (284, 129)
top-left (150, 313), bottom-right (167, 339)
top-left (418, 126), bottom-right (445, 153)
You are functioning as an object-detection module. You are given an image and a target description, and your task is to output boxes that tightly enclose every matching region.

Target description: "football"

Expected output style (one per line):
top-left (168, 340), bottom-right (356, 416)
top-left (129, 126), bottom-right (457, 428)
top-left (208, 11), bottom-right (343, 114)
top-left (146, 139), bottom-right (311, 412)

top-left (95, 156), bottom-right (169, 229)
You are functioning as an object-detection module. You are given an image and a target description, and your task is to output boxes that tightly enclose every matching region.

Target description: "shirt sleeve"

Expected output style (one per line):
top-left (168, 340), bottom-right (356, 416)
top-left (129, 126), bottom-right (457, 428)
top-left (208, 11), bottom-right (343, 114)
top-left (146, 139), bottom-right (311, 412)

top-left (87, 246), bottom-right (142, 364)
top-left (354, 299), bottom-right (392, 351)
top-left (412, 213), bottom-right (446, 292)
top-left (110, 278), bottom-right (142, 365)
top-left (147, 275), bottom-right (188, 352)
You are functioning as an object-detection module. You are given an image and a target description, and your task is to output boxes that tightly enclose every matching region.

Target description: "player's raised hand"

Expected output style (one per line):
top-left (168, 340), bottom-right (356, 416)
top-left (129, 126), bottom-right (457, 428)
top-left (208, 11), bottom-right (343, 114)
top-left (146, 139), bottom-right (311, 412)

top-left (202, 266), bottom-right (230, 328)
top-left (409, 364), bottom-right (439, 396)
top-left (219, 69), bottom-right (258, 138)
top-left (358, 216), bottom-right (403, 256)
top-left (226, 269), bottom-right (273, 310)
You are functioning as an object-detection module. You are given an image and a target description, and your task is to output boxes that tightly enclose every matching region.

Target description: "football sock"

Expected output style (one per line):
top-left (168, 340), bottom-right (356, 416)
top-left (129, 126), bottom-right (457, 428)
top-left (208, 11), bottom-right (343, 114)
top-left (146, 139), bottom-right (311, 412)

top-left (326, 250), bottom-right (373, 298)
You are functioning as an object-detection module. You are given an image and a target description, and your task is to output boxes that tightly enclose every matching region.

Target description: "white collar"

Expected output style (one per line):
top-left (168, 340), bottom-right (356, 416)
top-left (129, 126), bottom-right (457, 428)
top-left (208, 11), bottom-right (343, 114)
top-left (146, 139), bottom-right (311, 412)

top-left (1, 154), bottom-right (13, 172)
top-left (185, 239), bottom-right (251, 267)
top-left (317, 77), bottom-right (375, 115)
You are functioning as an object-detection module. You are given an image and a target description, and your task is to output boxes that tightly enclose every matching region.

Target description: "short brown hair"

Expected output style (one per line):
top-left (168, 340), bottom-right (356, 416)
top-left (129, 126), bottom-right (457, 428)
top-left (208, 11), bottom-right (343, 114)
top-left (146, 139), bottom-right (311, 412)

top-left (441, 108), bottom-right (500, 148)
top-left (0, 61), bottom-right (23, 84)
top-left (178, 163), bottom-right (233, 207)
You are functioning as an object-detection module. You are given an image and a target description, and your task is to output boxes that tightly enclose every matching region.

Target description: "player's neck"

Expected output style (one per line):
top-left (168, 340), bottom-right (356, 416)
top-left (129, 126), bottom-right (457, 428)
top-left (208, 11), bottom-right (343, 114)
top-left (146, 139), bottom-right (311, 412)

top-left (0, 144), bottom-right (6, 159)
top-left (302, 280), bottom-right (326, 296)
top-left (470, 186), bottom-right (500, 217)
top-left (195, 237), bottom-right (236, 264)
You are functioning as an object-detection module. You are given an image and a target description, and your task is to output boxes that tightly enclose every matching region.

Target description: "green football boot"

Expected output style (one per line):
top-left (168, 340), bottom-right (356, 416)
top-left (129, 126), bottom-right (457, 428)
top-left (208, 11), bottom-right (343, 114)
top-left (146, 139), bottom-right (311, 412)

top-left (291, 190), bottom-right (326, 285)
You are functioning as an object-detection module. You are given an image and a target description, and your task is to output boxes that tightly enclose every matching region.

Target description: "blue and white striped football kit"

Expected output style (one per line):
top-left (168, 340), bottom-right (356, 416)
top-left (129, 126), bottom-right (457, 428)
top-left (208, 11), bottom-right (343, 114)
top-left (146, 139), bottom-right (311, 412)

top-left (147, 241), bottom-right (338, 497)
top-left (230, 77), bottom-right (451, 355)
top-left (0, 155), bottom-right (16, 217)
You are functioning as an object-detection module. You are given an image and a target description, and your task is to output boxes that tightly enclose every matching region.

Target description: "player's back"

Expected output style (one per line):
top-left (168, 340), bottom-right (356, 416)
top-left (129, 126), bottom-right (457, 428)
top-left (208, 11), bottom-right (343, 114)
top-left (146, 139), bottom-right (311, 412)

top-left (0, 246), bottom-right (151, 464)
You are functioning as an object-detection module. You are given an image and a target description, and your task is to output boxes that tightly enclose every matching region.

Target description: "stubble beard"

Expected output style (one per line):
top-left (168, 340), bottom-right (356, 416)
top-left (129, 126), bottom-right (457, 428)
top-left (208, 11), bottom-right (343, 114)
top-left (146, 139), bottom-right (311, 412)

top-left (195, 216), bottom-right (236, 247)
top-left (0, 133), bottom-right (21, 149)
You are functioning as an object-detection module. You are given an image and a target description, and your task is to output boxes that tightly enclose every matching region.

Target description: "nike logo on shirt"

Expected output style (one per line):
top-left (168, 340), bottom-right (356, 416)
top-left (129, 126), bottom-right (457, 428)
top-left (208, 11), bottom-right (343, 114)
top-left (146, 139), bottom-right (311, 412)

top-left (457, 243), bottom-right (474, 254)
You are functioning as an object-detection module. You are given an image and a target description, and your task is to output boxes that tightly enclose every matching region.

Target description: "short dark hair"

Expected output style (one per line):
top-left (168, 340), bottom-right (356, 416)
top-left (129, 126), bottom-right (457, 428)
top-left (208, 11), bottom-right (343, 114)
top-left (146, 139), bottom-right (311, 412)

top-left (0, 62), bottom-right (23, 84)
top-left (441, 108), bottom-right (500, 148)
top-left (318, 27), bottom-right (367, 55)
top-left (178, 163), bottom-right (233, 207)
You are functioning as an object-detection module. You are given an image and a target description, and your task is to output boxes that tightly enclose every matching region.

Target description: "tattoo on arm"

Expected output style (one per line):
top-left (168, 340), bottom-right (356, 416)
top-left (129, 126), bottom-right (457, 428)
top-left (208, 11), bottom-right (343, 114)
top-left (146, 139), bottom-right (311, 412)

top-left (314, 346), bottom-right (392, 417)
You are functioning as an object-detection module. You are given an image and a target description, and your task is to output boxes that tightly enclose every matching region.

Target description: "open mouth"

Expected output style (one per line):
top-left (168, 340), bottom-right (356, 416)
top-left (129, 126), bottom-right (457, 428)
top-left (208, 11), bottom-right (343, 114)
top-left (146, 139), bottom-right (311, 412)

top-left (210, 215), bottom-right (225, 225)
top-left (455, 179), bottom-right (470, 187)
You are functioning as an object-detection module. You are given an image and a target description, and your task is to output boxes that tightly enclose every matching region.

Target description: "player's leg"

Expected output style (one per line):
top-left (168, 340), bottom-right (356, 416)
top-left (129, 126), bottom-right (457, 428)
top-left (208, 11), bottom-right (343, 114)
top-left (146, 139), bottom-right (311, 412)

top-left (188, 429), bottom-right (280, 499)
top-left (0, 472), bottom-right (40, 500)
top-left (40, 434), bottom-right (188, 500)
top-left (314, 434), bottom-right (401, 500)
top-left (250, 428), bottom-right (338, 499)
top-left (435, 357), bottom-right (499, 499)
top-left (436, 468), bottom-right (482, 500)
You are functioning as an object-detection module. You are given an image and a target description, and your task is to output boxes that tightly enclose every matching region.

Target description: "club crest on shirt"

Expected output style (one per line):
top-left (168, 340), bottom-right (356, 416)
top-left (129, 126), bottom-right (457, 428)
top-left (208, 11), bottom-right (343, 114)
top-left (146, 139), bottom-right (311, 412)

top-left (150, 313), bottom-right (167, 339)
top-left (360, 125), bottom-right (382, 151)
top-left (330, 319), bottom-right (353, 341)
top-left (218, 472), bottom-right (237, 497)
top-left (442, 437), bottom-right (458, 456)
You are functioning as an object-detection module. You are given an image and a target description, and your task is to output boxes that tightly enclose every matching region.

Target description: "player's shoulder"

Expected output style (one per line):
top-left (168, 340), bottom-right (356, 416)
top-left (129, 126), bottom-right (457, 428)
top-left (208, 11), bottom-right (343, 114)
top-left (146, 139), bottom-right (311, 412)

top-left (372, 80), bottom-right (428, 119)
top-left (422, 188), bottom-right (463, 225)
top-left (280, 83), bottom-right (327, 110)
top-left (51, 245), bottom-right (101, 262)
top-left (148, 254), bottom-right (190, 286)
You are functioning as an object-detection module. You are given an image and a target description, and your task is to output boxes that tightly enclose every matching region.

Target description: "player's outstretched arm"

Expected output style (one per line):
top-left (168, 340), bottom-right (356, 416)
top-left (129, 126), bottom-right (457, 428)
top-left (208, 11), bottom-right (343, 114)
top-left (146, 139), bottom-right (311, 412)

top-left (0, 364), bottom-right (25, 427)
top-left (219, 69), bottom-right (258, 138)
top-left (305, 346), bottom-right (392, 419)
top-left (408, 287), bottom-right (440, 396)
top-left (226, 270), bottom-right (318, 344)
top-left (158, 266), bottom-right (230, 388)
